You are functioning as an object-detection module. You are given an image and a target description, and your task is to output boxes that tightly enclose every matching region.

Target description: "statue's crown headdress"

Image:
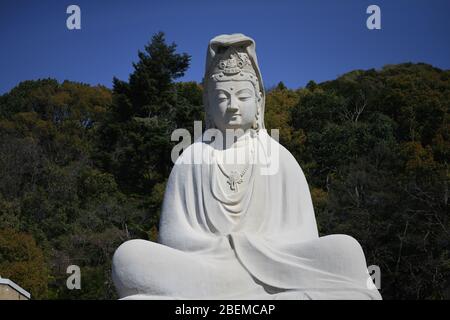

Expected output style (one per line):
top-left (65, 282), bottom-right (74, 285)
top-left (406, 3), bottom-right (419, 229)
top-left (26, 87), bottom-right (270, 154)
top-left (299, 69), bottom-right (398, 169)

top-left (209, 46), bottom-right (259, 86)
top-left (211, 47), bottom-right (255, 76)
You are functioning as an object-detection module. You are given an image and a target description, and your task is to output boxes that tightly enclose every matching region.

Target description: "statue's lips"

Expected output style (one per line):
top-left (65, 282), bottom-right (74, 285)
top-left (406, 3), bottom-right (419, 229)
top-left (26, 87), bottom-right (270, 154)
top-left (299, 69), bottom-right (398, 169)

top-left (228, 114), bottom-right (241, 122)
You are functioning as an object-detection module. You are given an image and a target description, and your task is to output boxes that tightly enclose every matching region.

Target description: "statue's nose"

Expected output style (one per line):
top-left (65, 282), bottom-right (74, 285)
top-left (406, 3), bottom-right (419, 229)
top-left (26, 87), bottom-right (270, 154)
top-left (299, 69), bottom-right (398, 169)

top-left (227, 96), bottom-right (240, 113)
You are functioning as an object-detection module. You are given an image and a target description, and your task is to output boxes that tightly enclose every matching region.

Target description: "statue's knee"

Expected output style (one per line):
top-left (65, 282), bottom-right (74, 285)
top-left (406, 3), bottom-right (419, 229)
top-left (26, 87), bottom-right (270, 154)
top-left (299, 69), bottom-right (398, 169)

top-left (112, 240), bottom-right (165, 296)
top-left (325, 234), bottom-right (363, 252)
top-left (112, 239), bottom-right (149, 272)
top-left (318, 235), bottom-right (366, 269)
top-left (329, 235), bottom-right (369, 273)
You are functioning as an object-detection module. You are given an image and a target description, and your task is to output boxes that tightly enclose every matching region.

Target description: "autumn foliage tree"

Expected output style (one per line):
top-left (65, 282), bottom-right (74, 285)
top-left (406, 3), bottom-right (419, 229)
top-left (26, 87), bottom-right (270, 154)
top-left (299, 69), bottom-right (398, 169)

top-left (0, 228), bottom-right (48, 298)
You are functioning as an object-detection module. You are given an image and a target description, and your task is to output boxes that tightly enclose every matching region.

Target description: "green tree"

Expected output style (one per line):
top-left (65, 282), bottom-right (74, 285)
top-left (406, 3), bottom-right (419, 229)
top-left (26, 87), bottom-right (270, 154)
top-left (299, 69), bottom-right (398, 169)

top-left (95, 32), bottom-right (199, 195)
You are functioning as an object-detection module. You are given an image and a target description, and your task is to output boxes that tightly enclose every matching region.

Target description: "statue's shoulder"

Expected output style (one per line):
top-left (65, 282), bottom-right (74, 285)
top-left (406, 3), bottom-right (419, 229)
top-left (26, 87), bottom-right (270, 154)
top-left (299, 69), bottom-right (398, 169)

top-left (260, 132), bottom-right (306, 181)
top-left (260, 130), bottom-right (299, 166)
top-left (170, 138), bottom-right (207, 175)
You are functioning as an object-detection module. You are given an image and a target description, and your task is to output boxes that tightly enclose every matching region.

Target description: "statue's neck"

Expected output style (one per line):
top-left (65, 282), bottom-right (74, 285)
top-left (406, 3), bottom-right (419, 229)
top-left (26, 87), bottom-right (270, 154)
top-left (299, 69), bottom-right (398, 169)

top-left (213, 129), bottom-right (256, 150)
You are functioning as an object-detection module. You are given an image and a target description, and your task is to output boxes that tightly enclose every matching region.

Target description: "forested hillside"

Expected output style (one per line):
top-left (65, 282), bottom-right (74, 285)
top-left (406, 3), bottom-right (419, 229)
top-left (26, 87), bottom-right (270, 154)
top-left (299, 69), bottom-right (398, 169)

top-left (0, 33), bottom-right (448, 299)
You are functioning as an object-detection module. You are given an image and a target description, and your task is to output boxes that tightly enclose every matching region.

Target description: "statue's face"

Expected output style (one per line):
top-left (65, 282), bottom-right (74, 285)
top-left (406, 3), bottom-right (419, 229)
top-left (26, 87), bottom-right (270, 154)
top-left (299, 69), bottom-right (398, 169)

top-left (208, 80), bottom-right (257, 132)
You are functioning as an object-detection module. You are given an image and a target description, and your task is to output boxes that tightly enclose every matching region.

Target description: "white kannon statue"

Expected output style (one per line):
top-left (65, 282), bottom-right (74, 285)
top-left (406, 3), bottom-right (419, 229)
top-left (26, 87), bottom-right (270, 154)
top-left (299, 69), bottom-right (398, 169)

top-left (111, 34), bottom-right (382, 300)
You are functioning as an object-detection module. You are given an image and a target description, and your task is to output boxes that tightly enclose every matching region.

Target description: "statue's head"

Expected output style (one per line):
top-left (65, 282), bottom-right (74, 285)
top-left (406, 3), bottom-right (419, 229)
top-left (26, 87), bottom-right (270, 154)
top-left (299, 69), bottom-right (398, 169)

top-left (203, 34), bottom-right (265, 133)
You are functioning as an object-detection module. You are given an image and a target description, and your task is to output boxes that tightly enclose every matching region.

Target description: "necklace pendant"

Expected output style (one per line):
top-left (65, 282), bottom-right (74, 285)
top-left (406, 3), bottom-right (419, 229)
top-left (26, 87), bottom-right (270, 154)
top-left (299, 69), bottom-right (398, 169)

top-left (227, 170), bottom-right (243, 192)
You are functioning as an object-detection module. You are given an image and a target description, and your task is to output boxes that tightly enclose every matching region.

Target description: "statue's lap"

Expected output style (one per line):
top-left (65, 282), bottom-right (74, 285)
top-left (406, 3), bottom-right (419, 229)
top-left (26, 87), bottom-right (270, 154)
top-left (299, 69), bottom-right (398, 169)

top-left (112, 239), bottom-right (268, 299)
top-left (112, 235), bottom-right (373, 299)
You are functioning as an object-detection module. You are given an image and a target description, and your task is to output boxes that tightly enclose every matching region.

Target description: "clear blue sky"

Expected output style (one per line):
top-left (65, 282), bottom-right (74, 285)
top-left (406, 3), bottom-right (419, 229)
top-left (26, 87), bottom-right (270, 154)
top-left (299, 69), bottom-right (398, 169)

top-left (1, 0), bottom-right (449, 94)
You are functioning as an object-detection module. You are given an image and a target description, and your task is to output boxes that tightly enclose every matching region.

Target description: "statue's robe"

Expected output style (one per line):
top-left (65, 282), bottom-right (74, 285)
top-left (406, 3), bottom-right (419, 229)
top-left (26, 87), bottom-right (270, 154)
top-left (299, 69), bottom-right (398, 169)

top-left (112, 130), bottom-right (382, 300)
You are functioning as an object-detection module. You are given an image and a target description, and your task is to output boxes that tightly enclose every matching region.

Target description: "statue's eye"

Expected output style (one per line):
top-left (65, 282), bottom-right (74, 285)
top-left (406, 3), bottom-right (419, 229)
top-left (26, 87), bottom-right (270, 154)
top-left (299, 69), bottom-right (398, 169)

top-left (217, 95), bottom-right (228, 102)
top-left (238, 95), bottom-right (252, 101)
